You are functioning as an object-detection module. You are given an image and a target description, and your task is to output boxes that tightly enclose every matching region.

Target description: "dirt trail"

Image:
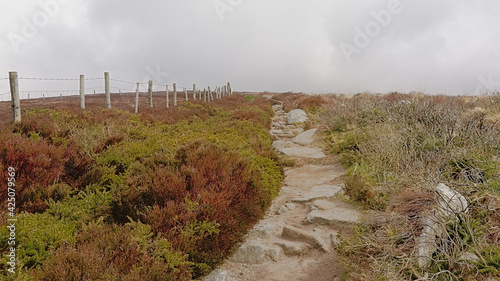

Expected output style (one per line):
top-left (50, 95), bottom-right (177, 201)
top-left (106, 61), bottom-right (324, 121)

top-left (205, 102), bottom-right (364, 281)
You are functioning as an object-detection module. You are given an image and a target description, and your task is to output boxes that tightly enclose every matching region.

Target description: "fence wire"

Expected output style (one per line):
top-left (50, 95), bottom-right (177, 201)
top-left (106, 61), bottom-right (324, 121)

top-left (1, 74), bottom-right (231, 103)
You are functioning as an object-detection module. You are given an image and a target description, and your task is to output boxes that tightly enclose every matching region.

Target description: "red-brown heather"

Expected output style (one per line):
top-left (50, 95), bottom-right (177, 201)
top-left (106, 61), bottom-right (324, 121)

top-left (0, 92), bottom-right (283, 280)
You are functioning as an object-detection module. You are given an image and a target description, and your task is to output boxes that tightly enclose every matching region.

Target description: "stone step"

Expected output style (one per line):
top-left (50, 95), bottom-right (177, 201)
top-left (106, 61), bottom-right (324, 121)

top-left (304, 200), bottom-right (362, 225)
top-left (291, 128), bottom-right (318, 146)
top-left (275, 240), bottom-right (312, 256)
top-left (229, 240), bottom-right (282, 264)
top-left (281, 225), bottom-right (330, 252)
top-left (291, 185), bottom-right (342, 203)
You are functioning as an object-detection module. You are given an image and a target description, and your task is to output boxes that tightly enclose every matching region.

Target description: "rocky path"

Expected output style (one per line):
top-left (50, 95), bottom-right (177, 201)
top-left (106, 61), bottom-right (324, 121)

top-left (205, 102), bottom-right (363, 281)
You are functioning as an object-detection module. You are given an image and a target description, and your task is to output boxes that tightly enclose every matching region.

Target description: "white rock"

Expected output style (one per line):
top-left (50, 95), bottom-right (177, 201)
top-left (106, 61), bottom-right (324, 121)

top-left (291, 128), bottom-right (318, 146)
top-left (204, 269), bottom-right (227, 281)
top-left (287, 109), bottom-right (308, 124)
top-left (435, 183), bottom-right (468, 217)
top-left (416, 216), bottom-right (444, 268)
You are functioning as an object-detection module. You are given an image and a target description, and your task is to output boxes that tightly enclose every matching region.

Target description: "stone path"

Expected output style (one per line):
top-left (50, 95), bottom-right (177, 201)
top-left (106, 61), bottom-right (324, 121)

top-left (205, 102), bottom-right (363, 281)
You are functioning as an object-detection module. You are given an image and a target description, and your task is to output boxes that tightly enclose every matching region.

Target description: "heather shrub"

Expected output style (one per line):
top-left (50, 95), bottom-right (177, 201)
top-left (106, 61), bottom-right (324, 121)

top-left (31, 221), bottom-right (192, 281)
top-left (0, 94), bottom-right (282, 279)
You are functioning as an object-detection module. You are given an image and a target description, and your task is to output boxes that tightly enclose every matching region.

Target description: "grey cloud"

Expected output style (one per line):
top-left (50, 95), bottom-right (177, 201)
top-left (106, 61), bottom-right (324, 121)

top-left (1, 0), bottom-right (499, 97)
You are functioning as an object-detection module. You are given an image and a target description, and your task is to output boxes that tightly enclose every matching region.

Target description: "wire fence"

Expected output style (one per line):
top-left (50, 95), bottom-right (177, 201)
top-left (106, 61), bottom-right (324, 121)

top-left (2, 71), bottom-right (234, 122)
top-left (1, 75), bottom-right (219, 102)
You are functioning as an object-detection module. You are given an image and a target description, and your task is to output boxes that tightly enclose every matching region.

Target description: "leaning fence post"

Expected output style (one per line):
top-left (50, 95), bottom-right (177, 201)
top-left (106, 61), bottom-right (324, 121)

top-left (184, 87), bottom-right (188, 102)
top-left (104, 72), bottom-right (111, 108)
top-left (80, 74), bottom-right (85, 109)
top-left (166, 85), bottom-right (169, 108)
top-left (9, 71), bottom-right (21, 123)
top-left (173, 83), bottom-right (177, 106)
top-left (135, 82), bottom-right (140, 113)
top-left (148, 80), bottom-right (153, 107)
top-left (193, 84), bottom-right (197, 100)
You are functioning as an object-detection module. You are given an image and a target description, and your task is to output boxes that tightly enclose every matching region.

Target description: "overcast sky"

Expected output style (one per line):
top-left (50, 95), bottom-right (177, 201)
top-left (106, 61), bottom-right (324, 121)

top-left (1, 0), bottom-right (499, 100)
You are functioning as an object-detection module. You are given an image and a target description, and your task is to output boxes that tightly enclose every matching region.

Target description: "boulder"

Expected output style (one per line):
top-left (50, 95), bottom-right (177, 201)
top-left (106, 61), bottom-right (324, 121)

top-left (287, 109), bottom-right (308, 124)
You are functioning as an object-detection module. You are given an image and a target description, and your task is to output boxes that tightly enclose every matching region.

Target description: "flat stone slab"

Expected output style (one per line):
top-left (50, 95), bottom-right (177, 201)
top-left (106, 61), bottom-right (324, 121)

top-left (292, 185), bottom-right (342, 203)
top-left (291, 128), bottom-right (318, 146)
top-left (280, 147), bottom-right (326, 159)
top-left (304, 200), bottom-right (362, 225)
top-left (272, 140), bottom-right (295, 150)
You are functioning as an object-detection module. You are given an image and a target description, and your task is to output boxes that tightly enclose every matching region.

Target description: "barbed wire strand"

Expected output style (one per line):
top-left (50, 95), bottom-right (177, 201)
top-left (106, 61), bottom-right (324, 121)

top-left (0, 78), bottom-right (8, 81)
top-left (20, 90), bottom-right (79, 94)
top-left (19, 77), bottom-right (79, 81)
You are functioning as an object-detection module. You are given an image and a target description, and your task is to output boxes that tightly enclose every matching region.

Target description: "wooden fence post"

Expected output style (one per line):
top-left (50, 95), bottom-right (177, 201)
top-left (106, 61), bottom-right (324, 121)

top-left (148, 80), bottom-right (153, 107)
top-left (208, 86), bottom-right (212, 103)
top-left (80, 75), bottom-right (85, 110)
top-left (173, 83), bottom-right (177, 106)
top-left (203, 88), bottom-right (206, 103)
top-left (228, 82), bottom-right (232, 95)
top-left (184, 87), bottom-right (188, 102)
top-left (104, 72), bottom-right (111, 108)
top-left (193, 84), bottom-right (197, 100)
top-left (166, 85), bottom-right (169, 108)
top-left (135, 82), bottom-right (140, 113)
top-left (9, 71), bottom-right (21, 123)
